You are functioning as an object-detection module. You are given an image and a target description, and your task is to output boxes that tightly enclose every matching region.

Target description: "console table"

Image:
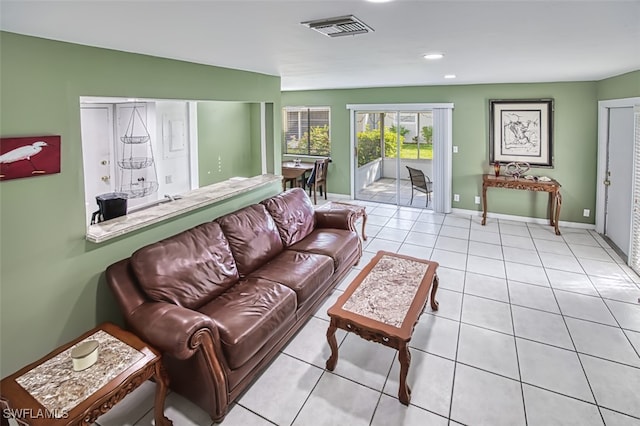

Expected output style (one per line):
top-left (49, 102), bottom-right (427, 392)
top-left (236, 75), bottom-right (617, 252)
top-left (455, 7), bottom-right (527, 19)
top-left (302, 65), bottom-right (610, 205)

top-left (481, 174), bottom-right (562, 235)
top-left (0, 322), bottom-right (172, 426)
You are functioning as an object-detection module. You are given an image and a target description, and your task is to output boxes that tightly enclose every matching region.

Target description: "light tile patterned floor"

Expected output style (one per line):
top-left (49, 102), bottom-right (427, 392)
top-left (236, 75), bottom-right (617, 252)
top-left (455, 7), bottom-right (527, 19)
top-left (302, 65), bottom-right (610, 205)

top-left (357, 178), bottom-right (432, 208)
top-left (96, 198), bottom-right (640, 426)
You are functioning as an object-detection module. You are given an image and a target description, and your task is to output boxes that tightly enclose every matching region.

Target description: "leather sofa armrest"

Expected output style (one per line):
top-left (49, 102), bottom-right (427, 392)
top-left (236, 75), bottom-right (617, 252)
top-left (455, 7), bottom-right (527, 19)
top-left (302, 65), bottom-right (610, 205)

top-left (315, 209), bottom-right (354, 231)
top-left (128, 302), bottom-right (221, 360)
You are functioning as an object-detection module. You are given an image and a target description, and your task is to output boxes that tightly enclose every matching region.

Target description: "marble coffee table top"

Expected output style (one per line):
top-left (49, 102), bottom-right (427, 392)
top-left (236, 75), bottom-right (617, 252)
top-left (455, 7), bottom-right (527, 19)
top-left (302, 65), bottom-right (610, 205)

top-left (342, 255), bottom-right (429, 327)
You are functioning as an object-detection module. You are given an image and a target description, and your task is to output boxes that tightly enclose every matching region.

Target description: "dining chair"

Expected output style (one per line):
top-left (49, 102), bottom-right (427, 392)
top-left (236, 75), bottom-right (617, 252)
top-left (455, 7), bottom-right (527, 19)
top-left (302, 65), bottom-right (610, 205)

top-left (307, 158), bottom-right (329, 204)
top-left (406, 166), bottom-right (433, 207)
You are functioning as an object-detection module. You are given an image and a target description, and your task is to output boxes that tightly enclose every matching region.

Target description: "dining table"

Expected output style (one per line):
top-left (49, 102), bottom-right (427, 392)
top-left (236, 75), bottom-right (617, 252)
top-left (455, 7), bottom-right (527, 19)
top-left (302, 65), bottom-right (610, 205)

top-left (281, 161), bottom-right (315, 191)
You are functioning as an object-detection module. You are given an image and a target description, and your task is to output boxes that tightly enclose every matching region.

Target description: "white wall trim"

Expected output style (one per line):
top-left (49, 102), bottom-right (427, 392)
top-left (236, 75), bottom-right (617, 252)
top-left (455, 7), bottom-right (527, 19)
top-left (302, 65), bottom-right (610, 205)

top-left (452, 208), bottom-right (596, 230)
top-left (596, 97), bottom-right (640, 233)
top-left (260, 102), bottom-right (267, 174)
top-left (349, 108), bottom-right (356, 198)
top-left (188, 102), bottom-right (199, 190)
top-left (346, 103), bottom-right (454, 111)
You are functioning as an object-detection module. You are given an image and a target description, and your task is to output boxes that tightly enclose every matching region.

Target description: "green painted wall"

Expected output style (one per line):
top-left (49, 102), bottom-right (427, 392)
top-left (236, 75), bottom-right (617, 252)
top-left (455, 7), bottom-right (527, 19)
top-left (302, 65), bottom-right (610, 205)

top-left (0, 32), bottom-right (282, 377)
top-left (197, 102), bottom-right (261, 185)
top-left (596, 70), bottom-right (640, 100)
top-left (283, 81), bottom-right (606, 223)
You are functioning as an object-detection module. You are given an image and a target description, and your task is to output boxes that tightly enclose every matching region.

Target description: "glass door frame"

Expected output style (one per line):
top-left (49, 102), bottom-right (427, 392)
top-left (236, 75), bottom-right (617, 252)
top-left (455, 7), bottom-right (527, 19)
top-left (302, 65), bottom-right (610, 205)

top-left (348, 103), bottom-right (454, 212)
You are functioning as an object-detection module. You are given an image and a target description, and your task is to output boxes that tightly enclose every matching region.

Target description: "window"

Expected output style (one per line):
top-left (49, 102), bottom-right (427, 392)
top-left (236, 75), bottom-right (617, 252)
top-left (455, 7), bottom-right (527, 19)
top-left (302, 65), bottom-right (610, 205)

top-left (283, 107), bottom-right (331, 156)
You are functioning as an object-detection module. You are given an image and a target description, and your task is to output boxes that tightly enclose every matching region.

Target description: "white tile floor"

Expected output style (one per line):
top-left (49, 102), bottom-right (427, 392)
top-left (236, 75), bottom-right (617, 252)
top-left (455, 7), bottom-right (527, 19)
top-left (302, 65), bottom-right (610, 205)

top-left (357, 178), bottom-right (432, 208)
top-left (96, 199), bottom-right (640, 426)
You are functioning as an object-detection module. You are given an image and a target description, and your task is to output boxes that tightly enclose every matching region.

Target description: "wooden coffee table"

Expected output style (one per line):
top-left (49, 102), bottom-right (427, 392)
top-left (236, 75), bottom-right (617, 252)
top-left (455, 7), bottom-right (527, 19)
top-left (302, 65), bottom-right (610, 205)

top-left (326, 251), bottom-right (439, 405)
top-left (0, 322), bottom-right (172, 426)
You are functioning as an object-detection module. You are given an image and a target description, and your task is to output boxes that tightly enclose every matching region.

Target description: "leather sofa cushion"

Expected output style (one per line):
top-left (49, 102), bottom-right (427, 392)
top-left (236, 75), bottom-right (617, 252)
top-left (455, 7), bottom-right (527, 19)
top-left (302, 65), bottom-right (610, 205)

top-left (131, 222), bottom-right (239, 309)
top-left (216, 204), bottom-right (284, 277)
top-left (290, 229), bottom-right (359, 270)
top-left (249, 250), bottom-right (334, 306)
top-left (261, 188), bottom-right (315, 246)
top-left (198, 278), bottom-right (296, 370)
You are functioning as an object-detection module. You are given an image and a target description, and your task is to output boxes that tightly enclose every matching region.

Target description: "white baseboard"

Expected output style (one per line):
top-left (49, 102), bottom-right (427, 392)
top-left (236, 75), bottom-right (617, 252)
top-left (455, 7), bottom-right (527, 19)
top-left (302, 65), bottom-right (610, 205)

top-left (451, 208), bottom-right (596, 230)
top-left (325, 192), bottom-right (352, 201)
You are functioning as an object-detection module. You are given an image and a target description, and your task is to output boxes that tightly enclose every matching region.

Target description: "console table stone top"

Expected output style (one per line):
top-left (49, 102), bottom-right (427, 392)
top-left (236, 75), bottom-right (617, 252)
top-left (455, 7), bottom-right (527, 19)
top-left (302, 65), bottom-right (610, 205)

top-left (15, 330), bottom-right (143, 415)
top-left (343, 255), bottom-right (429, 327)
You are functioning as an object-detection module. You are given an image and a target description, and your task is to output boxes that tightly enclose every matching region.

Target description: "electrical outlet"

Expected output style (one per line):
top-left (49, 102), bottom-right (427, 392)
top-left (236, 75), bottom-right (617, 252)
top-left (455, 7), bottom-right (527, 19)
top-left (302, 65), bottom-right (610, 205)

top-left (475, 196), bottom-right (481, 204)
top-left (583, 209), bottom-right (590, 217)
top-left (453, 194), bottom-right (460, 202)
top-left (165, 175), bottom-right (172, 184)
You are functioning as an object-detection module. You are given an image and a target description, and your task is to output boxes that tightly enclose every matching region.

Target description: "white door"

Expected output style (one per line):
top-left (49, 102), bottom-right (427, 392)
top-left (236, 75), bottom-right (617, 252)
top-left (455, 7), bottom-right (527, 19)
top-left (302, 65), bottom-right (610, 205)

top-left (80, 105), bottom-right (115, 225)
top-left (605, 107), bottom-right (635, 256)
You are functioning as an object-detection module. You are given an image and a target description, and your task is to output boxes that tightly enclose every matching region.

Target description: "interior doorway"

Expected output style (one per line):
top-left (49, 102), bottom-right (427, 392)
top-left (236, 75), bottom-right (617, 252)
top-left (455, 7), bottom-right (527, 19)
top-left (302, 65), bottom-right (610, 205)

top-left (603, 107), bottom-right (634, 258)
top-left (596, 97), bottom-right (640, 267)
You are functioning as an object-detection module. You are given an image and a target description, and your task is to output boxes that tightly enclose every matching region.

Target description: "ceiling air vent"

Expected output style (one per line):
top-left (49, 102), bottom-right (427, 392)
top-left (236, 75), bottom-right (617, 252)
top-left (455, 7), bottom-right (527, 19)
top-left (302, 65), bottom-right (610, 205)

top-left (302, 15), bottom-right (374, 38)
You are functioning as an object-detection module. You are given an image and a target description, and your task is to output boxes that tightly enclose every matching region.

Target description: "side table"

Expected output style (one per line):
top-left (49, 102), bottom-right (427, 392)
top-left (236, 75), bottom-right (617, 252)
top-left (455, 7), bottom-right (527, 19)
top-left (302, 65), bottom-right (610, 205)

top-left (316, 201), bottom-right (367, 240)
top-left (0, 322), bottom-right (172, 426)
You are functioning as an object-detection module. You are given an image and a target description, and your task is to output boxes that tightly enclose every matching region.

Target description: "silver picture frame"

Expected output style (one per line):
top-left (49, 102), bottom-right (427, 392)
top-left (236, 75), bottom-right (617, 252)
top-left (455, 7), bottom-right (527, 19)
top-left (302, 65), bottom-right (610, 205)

top-left (489, 99), bottom-right (554, 168)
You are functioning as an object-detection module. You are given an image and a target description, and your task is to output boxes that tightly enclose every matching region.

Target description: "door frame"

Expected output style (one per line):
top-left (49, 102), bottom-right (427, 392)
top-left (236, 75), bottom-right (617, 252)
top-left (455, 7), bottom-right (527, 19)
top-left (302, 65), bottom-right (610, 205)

top-left (595, 97), bottom-right (640, 235)
top-left (347, 103), bottom-right (454, 212)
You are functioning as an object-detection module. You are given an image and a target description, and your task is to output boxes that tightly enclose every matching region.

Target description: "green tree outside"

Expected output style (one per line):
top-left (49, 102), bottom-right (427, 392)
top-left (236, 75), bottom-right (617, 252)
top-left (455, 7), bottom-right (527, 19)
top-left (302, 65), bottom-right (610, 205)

top-left (421, 125), bottom-right (433, 144)
top-left (357, 126), bottom-right (398, 167)
top-left (357, 126), bottom-right (434, 166)
top-left (286, 125), bottom-right (330, 156)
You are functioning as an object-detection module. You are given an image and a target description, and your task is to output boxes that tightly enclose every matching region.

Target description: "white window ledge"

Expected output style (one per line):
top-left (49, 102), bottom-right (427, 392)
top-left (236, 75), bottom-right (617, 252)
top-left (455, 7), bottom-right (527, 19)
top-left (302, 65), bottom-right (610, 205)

top-left (86, 174), bottom-right (281, 243)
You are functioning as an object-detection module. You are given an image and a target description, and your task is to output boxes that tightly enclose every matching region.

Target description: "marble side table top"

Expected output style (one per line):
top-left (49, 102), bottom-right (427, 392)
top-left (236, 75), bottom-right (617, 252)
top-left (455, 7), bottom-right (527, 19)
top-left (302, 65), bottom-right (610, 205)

top-left (15, 330), bottom-right (143, 415)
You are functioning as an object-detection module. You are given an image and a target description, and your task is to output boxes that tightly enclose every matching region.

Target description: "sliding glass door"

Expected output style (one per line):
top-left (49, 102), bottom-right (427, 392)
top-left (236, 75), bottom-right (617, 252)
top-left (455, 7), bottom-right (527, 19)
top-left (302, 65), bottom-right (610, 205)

top-left (349, 103), bottom-right (453, 213)
top-left (354, 110), bottom-right (435, 208)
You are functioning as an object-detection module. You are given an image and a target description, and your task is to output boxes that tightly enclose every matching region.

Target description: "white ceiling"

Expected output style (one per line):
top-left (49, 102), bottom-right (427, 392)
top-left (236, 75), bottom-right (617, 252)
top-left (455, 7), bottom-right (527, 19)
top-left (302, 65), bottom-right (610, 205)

top-left (1, 0), bottom-right (639, 91)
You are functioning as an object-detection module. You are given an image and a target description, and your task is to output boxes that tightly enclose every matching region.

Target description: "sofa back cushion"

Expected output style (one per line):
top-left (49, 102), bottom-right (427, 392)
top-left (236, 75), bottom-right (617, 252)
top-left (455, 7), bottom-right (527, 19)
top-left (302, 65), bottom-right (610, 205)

top-left (131, 221), bottom-right (239, 309)
top-left (261, 188), bottom-right (315, 247)
top-left (216, 204), bottom-right (284, 277)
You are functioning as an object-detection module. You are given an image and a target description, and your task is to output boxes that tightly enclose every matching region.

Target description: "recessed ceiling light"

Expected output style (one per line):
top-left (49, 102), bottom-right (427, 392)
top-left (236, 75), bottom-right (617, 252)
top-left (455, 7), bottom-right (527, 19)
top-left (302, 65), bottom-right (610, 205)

top-left (444, 74), bottom-right (457, 79)
top-left (423, 53), bottom-right (444, 60)
top-left (366, 0), bottom-right (394, 3)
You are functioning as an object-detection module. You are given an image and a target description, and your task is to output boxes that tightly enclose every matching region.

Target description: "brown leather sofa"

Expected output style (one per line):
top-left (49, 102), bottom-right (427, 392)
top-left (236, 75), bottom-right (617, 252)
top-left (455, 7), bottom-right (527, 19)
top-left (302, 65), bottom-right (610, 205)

top-left (106, 188), bottom-right (361, 422)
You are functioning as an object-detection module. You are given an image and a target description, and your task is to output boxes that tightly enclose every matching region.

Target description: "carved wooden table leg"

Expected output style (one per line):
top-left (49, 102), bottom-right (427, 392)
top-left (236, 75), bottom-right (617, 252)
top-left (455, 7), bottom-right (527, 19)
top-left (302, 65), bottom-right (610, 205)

top-left (548, 191), bottom-right (555, 226)
top-left (553, 191), bottom-right (562, 235)
top-left (361, 210), bottom-right (368, 240)
top-left (398, 342), bottom-right (412, 405)
top-left (430, 274), bottom-right (439, 311)
top-left (154, 361), bottom-right (173, 426)
top-left (326, 320), bottom-right (339, 371)
top-left (481, 184), bottom-right (488, 225)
